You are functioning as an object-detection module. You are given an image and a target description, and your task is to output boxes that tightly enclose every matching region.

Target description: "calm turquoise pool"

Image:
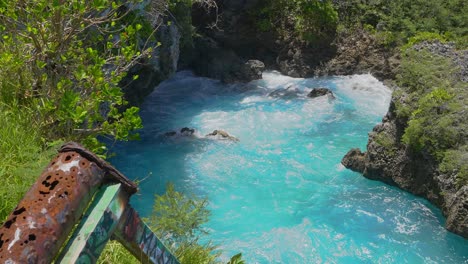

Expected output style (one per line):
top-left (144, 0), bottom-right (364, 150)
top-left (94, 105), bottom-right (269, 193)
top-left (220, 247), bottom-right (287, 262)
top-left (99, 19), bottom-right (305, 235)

top-left (110, 71), bottom-right (468, 263)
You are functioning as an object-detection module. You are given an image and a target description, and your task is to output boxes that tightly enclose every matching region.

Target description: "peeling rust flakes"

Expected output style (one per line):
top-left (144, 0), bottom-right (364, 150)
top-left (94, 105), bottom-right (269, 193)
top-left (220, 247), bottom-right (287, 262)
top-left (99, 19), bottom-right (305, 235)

top-left (0, 150), bottom-right (105, 263)
top-left (0, 142), bottom-right (138, 263)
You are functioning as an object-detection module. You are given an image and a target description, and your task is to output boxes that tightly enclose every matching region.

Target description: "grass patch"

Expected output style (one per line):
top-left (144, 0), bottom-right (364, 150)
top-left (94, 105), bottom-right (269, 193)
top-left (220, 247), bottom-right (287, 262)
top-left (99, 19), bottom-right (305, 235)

top-left (98, 241), bottom-right (140, 264)
top-left (0, 105), bottom-right (62, 222)
top-left (374, 131), bottom-right (397, 156)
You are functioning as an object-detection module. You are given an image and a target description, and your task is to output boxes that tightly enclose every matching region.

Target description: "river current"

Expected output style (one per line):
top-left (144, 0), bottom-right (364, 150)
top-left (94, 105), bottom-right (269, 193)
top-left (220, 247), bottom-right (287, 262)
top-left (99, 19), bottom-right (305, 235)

top-left (110, 71), bottom-right (468, 263)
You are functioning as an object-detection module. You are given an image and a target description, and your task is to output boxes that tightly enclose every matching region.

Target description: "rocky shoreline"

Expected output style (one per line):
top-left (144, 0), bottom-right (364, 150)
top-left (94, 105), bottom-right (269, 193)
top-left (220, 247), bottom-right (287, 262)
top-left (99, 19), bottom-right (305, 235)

top-left (342, 41), bottom-right (468, 238)
top-left (189, 12), bottom-right (468, 236)
top-left (124, 1), bottom-right (467, 238)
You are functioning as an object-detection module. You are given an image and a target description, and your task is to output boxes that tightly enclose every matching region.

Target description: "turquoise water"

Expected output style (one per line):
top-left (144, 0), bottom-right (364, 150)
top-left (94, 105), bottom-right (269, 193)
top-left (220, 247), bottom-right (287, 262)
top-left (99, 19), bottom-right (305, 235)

top-left (110, 71), bottom-right (468, 263)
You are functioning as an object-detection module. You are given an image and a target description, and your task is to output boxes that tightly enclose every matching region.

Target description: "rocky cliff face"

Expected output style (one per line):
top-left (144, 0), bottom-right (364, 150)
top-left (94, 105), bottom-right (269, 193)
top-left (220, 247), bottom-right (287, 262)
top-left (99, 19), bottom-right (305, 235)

top-left (121, 1), bottom-right (468, 237)
top-left (121, 22), bottom-right (180, 106)
top-left (121, 0), bottom-right (181, 106)
top-left (184, 0), bottom-right (266, 82)
top-left (343, 101), bottom-right (468, 238)
top-left (190, 0), bottom-right (336, 79)
top-left (315, 29), bottom-right (399, 81)
top-left (342, 42), bottom-right (468, 238)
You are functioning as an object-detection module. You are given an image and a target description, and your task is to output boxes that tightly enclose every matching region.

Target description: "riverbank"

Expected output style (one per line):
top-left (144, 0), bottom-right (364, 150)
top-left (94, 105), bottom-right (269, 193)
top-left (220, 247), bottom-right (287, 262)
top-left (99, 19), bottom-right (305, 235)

top-left (181, 1), bottom-right (467, 238)
top-left (110, 70), bottom-right (468, 262)
top-left (342, 41), bottom-right (468, 237)
top-left (1, 2), bottom-right (466, 263)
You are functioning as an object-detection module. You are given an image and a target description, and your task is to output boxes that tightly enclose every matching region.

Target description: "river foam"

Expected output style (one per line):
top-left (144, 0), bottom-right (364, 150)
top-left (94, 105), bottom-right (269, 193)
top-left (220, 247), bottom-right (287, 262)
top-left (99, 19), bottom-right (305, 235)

top-left (110, 71), bottom-right (468, 263)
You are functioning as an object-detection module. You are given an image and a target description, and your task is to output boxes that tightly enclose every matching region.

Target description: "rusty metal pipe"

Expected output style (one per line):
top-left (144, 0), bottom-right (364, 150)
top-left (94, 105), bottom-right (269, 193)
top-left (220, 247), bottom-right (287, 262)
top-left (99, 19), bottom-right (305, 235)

top-left (0, 142), bottom-right (137, 263)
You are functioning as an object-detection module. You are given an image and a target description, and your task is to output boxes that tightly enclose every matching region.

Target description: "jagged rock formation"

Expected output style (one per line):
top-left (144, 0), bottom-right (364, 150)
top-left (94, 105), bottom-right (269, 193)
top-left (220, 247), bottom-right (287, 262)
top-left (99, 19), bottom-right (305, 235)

top-left (341, 41), bottom-right (468, 237)
top-left (190, 0), bottom-right (335, 79)
top-left (342, 99), bottom-right (467, 237)
top-left (316, 29), bottom-right (399, 81)
top-left (189, 36), bottom-right (264, 82)
top-left (120, 2), bottom-right (182, 107)
top-left (121, 22), bottom-right (180, 105)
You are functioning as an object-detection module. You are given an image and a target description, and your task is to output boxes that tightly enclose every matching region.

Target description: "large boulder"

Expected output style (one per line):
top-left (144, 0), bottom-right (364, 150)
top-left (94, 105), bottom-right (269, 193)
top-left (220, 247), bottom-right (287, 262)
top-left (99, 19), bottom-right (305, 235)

top-left (190, 36), bottom-right (265, 83)
top-left (239, 60), bottom-right (265, 82)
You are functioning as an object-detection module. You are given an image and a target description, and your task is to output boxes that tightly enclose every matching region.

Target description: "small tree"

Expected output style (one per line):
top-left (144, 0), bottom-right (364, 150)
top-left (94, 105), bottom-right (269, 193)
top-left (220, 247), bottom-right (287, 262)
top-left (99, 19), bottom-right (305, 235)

top-left (0, 0), bottom-right (159, 154)
top-left (145, 183), bottom-right (220, 264)
top-left (146, 183), bottom-right (210, 246)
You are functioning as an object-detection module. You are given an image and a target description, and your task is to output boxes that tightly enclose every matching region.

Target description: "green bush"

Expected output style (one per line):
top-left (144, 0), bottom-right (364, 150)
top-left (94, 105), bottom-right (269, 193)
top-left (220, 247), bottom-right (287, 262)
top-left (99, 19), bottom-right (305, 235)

top-left (396, 47), bottom-right (467, 189)
top-left (144, 183), bottom-right (247, 264)
top-left (252, 0), bottom-right (338, 44)
top-left (374, 131), bottom-right (396, 155)
top-left (99, 182), bottom-right (245, 264)
top-left (395, 49), bottom-right (460, 119)
top-left (440, 147), bottom-right (468, 186)
top-left (333, 0), bottom-right (467, 47)
top-left (98, 241), bottom-right (140, 264)
top-left (145, 183), bottom-right (210, 246)
top-left (0, 0), bottom-right (151, 155)
top-left (398, 50), bottom-right (465, 155)
top-left (401, 32), bottom-right (448, 51)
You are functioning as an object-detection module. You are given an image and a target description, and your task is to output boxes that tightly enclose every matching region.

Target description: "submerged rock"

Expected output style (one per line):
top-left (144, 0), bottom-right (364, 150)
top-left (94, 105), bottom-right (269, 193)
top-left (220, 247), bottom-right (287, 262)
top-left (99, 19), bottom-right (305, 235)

top-left (163, 127), bottom-right (196, 137)
top-left (206, 130), bottom-right (239, 142)
top-left (307, 88), bottom-right (335, 99)
top-left (164, 131), bottom-right (177, 137)
top-left (180, 127), bottom-right (195, 136)
top-left (268, 85), bottom-right (301, 99)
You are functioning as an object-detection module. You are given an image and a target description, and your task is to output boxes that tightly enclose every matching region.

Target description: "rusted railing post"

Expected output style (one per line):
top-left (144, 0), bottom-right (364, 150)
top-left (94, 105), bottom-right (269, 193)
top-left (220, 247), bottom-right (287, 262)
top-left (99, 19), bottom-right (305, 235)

top-left (113, 207), bottom-right (178, 264)
top-left (0, 142), bottom-right (178, 264)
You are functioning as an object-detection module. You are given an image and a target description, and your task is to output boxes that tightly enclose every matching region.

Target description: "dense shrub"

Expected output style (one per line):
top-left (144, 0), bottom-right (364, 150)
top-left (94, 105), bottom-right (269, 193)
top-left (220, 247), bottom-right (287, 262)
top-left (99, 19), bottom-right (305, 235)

top-left (440, 147), bottom-right (468, 186)
top-left (0, 0), bottom-right (151, 155)
top-left (333, 0), bottom-right (467, 47)
top-left (396, 48), bottom-right (468, 185)
top-left (395, 49), bottom-right (460, 118)
top-left (253, 0), bottom-right (338, 45)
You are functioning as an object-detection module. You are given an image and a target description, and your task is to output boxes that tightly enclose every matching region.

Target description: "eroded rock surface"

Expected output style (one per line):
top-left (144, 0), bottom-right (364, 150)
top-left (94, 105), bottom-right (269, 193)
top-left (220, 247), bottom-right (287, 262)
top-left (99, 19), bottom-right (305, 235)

top-left (307, 88), bottom-right (335, 99)
top-left (342, 98), bottom-right (468, 238)
top-left (316, 29), bottom-right (399, 81)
